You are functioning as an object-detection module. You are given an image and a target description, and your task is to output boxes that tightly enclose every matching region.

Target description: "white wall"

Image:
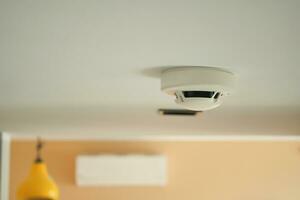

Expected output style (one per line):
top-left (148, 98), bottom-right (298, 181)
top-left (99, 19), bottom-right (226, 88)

top-left (0, 133), bottom-right (10, 200)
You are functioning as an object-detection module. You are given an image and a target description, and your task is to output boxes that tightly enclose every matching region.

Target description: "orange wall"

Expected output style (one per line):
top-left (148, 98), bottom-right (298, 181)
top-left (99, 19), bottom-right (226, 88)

top-left (10, 140), bottom-right (300, 200)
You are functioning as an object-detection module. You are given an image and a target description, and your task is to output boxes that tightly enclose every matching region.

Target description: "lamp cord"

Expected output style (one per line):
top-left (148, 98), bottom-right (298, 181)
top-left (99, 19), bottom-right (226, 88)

top-left (35, 137), bottom-right (44, 163)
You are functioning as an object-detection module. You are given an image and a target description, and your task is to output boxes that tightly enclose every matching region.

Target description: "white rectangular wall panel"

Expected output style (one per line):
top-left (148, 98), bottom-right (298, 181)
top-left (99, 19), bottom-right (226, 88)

top-left (76, 154), bottom-right (167, 186)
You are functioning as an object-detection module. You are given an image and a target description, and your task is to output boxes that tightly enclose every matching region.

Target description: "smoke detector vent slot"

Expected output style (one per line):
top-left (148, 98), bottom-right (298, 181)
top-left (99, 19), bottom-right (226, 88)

top-left (183, 91), bottom-right (215, 98)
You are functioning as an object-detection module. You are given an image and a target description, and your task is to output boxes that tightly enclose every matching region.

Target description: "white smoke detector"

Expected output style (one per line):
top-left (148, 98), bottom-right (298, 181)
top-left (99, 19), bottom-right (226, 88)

top-left (161, 66), bottom-right (236, 111)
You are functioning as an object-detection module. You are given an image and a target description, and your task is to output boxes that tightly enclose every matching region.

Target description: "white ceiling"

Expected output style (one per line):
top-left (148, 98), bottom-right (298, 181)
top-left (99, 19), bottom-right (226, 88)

top-left (0, 0), bottom-right (299, 138)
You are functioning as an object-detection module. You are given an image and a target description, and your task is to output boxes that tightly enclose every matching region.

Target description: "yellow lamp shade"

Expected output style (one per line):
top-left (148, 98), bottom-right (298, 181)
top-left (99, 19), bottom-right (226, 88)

top-left (17, 162), bottom-right (59, 200)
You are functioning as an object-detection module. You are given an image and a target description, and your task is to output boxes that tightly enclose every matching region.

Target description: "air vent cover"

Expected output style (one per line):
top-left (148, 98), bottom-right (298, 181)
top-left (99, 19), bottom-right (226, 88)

top-left (76, 154), bottom-right (167, 186)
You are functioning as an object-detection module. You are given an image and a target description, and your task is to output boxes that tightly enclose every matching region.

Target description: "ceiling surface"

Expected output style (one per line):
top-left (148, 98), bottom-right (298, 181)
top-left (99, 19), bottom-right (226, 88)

top-left (0, 0), bottom-right (299, 138)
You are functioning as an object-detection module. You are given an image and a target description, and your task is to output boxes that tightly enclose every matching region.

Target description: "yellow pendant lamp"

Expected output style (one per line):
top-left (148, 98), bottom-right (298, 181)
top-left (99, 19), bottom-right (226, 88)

top-left (17, 138), bottom-right (59, 200)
